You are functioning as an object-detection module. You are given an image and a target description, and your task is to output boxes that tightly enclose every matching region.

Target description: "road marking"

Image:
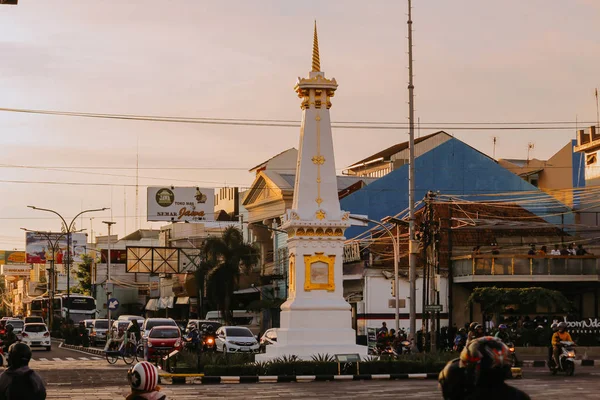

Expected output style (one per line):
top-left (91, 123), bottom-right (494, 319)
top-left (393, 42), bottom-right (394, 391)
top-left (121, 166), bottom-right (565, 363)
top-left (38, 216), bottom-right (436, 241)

top-left (52, 358), bottom-right (63, 362)
top-left (91, 357), bottom-right (101, 360)
top-left (78, 357), bottom-right (90, 360)
top-left (38, 358), bottom-right (48, 361)
top-left (65, 357), bottom-right (76, 361)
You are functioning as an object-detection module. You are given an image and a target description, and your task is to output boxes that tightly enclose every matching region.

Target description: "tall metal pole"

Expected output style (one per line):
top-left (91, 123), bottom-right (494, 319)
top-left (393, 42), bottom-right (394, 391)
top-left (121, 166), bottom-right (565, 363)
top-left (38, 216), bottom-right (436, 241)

top-left (103, 221), bottom-right (116, 339)
top-left (407, 0), bottom-right (418, 341)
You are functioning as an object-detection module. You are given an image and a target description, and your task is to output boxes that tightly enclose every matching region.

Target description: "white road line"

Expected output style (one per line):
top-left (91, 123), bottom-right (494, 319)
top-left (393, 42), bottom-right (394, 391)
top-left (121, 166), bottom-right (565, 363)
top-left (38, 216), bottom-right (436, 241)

top-left (65, 357), bottom-right (76, 361)
top-left (78, 357), bottom-right (90, 360)
top-left (52, 358), bottom-right (63, 362)
top-left (38, 358), bottom-right (48, 361)
top-left (91, 357), bottom-right (101, 360)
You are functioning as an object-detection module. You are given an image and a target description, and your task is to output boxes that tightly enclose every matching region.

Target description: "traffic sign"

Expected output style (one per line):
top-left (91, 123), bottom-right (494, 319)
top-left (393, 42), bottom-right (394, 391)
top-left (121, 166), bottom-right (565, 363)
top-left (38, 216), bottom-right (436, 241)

top-left (108, 298), bottom-right (120, 310)
top-left (424, 304), bottom-right (443, 312)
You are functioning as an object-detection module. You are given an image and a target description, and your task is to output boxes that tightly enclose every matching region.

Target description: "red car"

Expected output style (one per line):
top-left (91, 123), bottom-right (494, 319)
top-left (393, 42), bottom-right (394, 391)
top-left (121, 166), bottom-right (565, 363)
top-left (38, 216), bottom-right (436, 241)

top-left (146, 326), bottom-right (182, 360)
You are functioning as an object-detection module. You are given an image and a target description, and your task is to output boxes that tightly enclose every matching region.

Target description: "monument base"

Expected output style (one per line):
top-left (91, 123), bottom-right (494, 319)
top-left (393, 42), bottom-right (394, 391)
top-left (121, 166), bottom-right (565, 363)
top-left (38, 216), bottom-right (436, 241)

top-left (256, 342), bottom-right (367, 362)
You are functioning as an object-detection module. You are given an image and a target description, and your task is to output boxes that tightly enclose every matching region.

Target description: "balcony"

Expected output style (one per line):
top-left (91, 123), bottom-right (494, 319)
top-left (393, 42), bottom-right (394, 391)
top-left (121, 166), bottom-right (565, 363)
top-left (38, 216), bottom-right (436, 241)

top-left (452, 255), bottom-right (600, 283)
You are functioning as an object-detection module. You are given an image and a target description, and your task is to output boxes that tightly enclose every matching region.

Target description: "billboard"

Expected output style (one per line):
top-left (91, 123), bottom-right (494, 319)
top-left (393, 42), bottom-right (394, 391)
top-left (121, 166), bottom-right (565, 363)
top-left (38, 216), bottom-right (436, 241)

top-left (0, 251), bottom-right (26, 265)
top-left (147, 187), bottom-right (214, 222)
top-left (25, 232), bottom-right (87, 264)
top-left (1, 264), bottom-right (31, 276)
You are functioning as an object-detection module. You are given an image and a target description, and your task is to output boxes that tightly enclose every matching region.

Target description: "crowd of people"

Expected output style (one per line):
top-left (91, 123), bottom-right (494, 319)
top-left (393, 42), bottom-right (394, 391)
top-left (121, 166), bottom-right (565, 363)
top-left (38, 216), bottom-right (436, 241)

top-left (472, 242), bottom-right (592, 257)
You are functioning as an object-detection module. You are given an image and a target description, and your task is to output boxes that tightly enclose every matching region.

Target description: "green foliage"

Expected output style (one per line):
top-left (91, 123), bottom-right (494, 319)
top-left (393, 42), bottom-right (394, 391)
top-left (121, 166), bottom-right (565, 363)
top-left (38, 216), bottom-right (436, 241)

top-left (202, 227), bottom-right (259, 324)
top-left (467, 286), bottom-right (571, 314)
top-left (72, 254), bottom-right (92, 295)
top-left (311, 353), bottom-right (335, 363)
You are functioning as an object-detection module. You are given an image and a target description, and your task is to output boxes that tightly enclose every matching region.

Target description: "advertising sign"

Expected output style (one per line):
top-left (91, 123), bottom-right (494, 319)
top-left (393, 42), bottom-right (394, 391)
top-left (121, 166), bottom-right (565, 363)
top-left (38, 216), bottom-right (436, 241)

top-left (1, 264), bottom-right (31, 276)
top-left (56, 271), bottom-right (80, 291)
top-left (147, 187), bottom-right (214, 222)
top-left (26, 232), bottom-right (87, 264)
top-left (0, 251), bottom-right (26, 265)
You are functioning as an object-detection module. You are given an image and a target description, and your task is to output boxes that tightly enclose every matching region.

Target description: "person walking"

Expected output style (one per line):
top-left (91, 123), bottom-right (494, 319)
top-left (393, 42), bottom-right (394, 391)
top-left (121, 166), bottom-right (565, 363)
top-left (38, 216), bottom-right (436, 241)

top-left (0, 343), bottom-right (46, 400)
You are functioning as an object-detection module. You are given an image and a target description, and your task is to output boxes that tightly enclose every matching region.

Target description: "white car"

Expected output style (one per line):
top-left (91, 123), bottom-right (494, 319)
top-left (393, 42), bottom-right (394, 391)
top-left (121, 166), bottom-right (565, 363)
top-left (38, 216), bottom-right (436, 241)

top-left (21, 323), bottom-right (51, 351)
top-left (215, 326), bottom-right (260, 354)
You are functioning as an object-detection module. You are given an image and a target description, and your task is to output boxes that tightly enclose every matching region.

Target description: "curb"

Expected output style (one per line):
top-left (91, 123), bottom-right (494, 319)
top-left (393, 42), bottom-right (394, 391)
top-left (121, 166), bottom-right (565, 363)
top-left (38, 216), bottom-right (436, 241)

top-left (162, 373), bottom-right (439, 385)
top-left (60, 343), bottom-right (105, 356)
top-left (522, 360), bottom-right (596, 367)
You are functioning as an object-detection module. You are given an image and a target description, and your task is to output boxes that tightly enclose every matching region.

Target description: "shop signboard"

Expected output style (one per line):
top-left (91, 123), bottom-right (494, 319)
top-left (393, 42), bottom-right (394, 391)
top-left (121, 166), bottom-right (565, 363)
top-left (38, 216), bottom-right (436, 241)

top-left (25, 232), bottom-right (87, 264)
top-left (147, 187), bottom-right (214, 222)
top-left (1, 264), bottom-right (31, 276)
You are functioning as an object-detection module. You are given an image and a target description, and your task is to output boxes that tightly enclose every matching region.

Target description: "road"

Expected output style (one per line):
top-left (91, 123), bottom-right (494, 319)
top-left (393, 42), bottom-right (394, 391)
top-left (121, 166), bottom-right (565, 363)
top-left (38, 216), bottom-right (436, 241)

top-left (25, 345), bottom-right (600, 399)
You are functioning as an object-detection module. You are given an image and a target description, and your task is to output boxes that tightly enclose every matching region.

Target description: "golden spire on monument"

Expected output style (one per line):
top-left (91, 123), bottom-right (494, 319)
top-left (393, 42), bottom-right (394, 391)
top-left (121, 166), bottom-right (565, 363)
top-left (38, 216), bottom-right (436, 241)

top-left (312, 20), bottom-right (320, 72)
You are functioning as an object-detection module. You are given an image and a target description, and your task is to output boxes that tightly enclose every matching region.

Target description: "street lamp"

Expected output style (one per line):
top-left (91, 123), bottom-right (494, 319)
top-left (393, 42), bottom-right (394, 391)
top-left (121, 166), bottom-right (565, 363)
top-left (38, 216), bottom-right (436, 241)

top-left (28, 206), bottom-right (108, 322)
top-left (21, 228), bottom-right (84, 330)
top-left (349, 215), bottom-right (400, 334)
top-left (103, 221), bottom-right (116, 339)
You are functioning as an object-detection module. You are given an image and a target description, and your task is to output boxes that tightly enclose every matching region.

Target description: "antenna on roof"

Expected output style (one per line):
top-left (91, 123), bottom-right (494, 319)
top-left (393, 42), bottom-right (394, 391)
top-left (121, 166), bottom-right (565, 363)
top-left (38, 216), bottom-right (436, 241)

top-left (595, 88), bottom-right (599, 132)
top-left (493, 137), bottom-right (497, 159)
top-left (527, 142), bottom-right (535, 163)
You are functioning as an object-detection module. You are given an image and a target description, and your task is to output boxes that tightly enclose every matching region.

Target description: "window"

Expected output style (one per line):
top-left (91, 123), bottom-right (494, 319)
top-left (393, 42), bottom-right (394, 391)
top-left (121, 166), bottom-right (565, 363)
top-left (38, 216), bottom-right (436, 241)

top-left (24, 324), bottom-right (47, 333)
top-left (586, 153), bottom-right (597, 166)
top-left (149, 328), bottom-right (180, 339)
top-left (225, 328), bottom-right (254, 337)
top-left (94, 320), bottom-right (109, 329)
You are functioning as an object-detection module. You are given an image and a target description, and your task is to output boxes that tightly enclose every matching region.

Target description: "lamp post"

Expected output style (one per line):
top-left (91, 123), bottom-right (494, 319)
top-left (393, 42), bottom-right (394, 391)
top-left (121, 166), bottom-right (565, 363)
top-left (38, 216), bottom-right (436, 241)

top-left (20, 228), bottom-right (83, 331)
top-left (28, 206), bottom-right (108, 323)
top-left (349, 215), bottom-right (400, 333)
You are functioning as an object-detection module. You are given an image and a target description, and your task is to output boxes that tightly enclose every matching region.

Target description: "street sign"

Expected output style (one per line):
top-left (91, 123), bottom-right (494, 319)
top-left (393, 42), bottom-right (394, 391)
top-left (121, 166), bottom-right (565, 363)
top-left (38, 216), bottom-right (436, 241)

top-left (108, 298), bottom-right (120, 310)
top-left (424, 304), bottom-right (443, 312)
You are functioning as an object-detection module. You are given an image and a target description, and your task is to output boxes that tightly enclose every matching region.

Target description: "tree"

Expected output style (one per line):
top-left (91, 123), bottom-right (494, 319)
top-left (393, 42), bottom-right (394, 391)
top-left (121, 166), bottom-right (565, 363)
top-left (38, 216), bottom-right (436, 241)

top-left (468, 287), bottom-right (571, 316)
top-left (202, 227), bottom-right (259, 324)
top-left (72, 254), bottom-right (92, 295)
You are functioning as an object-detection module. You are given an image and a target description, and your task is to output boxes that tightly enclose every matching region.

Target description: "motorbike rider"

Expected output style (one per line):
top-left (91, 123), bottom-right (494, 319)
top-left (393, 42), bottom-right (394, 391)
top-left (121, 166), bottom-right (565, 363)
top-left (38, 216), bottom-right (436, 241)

top-left (78, 321), bottom-right (90, 347)
top-left (438, 337), bottom-right (530, 400)
top-left (494, 324), bottom-right (511, 343)
top-left (466, 323), bottom-right (484, 346)
top-left (185, 323), bottom-right (200, 351)
top-left (0, 342), bottom-right (46, 400)
top-left (548, 322), bottom-right (559, 364)
top-left (2, 325), bottom-right (17, 354)
top-left (552, 322), bottom-right (574, 368)
top-left (453, 328), bottom-right (467, 352)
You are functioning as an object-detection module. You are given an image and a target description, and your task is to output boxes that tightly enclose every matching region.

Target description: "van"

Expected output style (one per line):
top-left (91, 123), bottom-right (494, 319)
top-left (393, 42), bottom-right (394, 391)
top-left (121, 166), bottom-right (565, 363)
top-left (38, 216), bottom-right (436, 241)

top-left (205, 310), bottom-right (261, 335)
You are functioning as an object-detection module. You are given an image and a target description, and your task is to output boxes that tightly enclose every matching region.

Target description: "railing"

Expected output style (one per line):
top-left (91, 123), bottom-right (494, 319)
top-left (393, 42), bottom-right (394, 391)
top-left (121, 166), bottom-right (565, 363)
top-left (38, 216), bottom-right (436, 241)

top-left (452, 255), bottom-right (599, 277)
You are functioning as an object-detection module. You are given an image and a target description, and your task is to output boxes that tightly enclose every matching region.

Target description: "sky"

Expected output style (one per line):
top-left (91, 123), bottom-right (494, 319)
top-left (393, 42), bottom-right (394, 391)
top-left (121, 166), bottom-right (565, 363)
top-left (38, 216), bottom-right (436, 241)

top-left (0, 0), bottom-right (599, 249)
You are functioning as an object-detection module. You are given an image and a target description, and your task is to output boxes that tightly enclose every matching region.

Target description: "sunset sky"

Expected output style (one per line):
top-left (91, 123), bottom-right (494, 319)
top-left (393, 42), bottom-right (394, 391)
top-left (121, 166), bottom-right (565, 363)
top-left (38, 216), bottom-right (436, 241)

top-left (0, 0), bottom-right (599, 249)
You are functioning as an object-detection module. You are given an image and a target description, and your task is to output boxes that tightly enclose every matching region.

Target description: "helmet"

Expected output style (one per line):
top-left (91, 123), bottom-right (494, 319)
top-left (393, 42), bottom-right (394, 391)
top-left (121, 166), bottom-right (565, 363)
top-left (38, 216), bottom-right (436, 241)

top-left (459, 328), bottom-right (466, 333)
top-left (475, 324), bottom-right (483, 330)
top-left (551, 322), bottom-right (558, 330)
top-left (6, 324), bottom-right (13, 332)
top-left (8, 343), bottom-right (32, 369)
top-left (498, 324), bottom-right (507, 330)
top-left (469, 322), bottom-right (479, 331)
top-left (438, 358), bottom-right (466, 400)
top-left (127, 361), bottom-right (159, 393)
top-left (459, 337), bottom-right (511, 386)
top-left (200, 324), bottom-right (207, 331)
top-left (558, 322), bottom-right (567, 329)
top-left (206, 325), bottom-right (215, 333)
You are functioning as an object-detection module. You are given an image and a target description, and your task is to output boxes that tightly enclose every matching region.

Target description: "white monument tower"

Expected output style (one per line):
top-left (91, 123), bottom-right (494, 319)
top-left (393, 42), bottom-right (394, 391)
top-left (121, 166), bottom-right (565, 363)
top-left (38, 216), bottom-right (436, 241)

top-left (257, 23), bottom-right (367, 360)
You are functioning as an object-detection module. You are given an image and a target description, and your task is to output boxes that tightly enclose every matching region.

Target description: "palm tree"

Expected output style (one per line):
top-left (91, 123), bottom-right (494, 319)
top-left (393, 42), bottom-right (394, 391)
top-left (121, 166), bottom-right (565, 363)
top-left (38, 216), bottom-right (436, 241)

top-left (202, 226), bottom-right (259, 324)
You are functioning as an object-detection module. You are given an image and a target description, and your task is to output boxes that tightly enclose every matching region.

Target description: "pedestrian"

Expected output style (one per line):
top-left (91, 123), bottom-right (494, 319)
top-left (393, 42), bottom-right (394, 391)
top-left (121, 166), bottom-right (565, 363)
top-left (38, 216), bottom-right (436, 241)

top-left (576, 244), bottom-right (589, 256)
top-left (126, 361), bottom-right (167, 400)
top-left (538, 245), bottom-right (547, 255)
top-left (0, 343), bottom-right (46, 400)
top-left (568, 243), bottom-right (577, 256)
top-left (550, 244), bottom-right (561, 256)
top-left (527, 244), bottom-right (536, 256)
top-left (378, 321), bottom-right (388, 336)
top-left (560, 244), bottom-right (570, 256)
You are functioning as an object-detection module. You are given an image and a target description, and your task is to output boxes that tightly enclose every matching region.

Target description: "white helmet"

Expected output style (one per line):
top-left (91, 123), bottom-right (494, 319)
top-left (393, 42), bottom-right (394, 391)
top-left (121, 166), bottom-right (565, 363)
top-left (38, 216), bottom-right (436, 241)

top-left (550, 322), bottom-right (558, 330)
top-left (127, 361), bottom-right (159, 392)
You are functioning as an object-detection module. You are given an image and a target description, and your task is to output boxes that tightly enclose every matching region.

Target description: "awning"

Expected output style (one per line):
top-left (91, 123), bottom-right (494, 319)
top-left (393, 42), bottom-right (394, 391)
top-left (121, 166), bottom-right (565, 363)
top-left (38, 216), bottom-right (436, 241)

top-left (158, 296), bottom-right (175, 309)
top-left (145, 298), bottom-right (159, 311)
top-left (176, 296), bottom-right (190, 305)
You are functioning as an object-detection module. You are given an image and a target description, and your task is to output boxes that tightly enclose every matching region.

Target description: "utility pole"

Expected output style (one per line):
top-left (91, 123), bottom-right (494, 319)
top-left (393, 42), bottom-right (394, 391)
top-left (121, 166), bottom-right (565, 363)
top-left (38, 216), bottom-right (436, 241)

top-left (103, 221), bottom-right (116, 339)
top-left (407, 0), bottom-right (418, 342)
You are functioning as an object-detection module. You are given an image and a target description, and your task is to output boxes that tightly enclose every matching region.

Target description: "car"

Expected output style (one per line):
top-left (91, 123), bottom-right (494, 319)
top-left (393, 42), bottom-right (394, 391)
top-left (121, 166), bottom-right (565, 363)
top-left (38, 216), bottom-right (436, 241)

top-left (146, 326), bottom-right (182, 360)
top-left (117, 315), bottom-right (144, 325)
top-left (6, 319), bottom-right (24, 339)
top-left (21, 323), bottom-right (51, 351)
top-left (205, 310), bottom-right (261, 335)
top-left (24, 316), bottom-right (44, 325)
top-left (89, 319), bottom-right (109, 346)
top-left (215, 326), bottom-right (260, 354)
top-left (259, 328), bottom-right (277, 351)
top-left (141, 318), bottom-right (178, 339)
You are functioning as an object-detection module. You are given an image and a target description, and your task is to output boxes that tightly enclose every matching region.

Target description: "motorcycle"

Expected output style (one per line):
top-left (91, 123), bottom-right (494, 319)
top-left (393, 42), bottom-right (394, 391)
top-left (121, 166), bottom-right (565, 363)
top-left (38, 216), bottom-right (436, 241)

top-left (506, 342), bottom-right (519, 367)
top-left (548, 341), bottom-right (576, 376)
top-left (202, 333), bottom-right (216, 352)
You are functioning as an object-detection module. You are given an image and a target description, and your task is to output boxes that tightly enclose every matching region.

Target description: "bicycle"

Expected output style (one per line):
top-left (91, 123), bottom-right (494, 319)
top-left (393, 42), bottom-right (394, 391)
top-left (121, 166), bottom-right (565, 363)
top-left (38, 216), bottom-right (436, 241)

top-left (105, 334), bottom-right (143, 365)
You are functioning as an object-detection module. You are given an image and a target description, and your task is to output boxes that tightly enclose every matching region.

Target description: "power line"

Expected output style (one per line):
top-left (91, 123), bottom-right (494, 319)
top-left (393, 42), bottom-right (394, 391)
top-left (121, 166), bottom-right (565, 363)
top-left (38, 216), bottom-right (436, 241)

top-left (0, 107), bottom-right (594, 130)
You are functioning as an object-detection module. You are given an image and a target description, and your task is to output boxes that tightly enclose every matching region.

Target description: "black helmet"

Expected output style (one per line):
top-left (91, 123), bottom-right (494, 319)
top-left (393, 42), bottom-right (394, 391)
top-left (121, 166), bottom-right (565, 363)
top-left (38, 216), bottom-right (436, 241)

top-left (438, 358), bottom-right (467, 400)
top-left (8, 343), bottom-right (32, 369)
top-left (460, 337), bottom-right (511, 386)
top-left (6, 324), bottom-right (14, 332)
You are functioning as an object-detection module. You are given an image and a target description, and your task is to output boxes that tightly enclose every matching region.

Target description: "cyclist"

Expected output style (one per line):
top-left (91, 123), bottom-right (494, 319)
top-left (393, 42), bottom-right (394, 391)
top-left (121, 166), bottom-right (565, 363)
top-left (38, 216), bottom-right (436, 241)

top-left (127, 320), bottom-right (142, 344)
